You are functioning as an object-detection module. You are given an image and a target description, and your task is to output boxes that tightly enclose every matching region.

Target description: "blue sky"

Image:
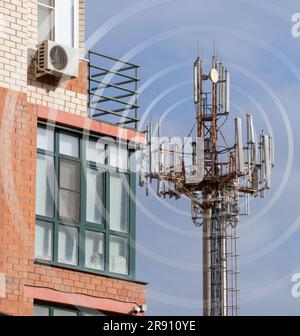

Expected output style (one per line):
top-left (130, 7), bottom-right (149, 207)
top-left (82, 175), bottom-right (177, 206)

top-left (86, 0), bottom-right (300, 315)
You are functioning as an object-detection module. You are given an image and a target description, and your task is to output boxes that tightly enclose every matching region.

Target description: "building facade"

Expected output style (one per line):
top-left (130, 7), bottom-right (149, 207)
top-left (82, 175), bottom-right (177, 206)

top-left (0, 0), bottom-right (146, 316)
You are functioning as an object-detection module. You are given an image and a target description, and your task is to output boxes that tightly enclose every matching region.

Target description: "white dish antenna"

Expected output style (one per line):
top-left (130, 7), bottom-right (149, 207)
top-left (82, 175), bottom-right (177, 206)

top-left (209, 68), bottom-right (219, 83)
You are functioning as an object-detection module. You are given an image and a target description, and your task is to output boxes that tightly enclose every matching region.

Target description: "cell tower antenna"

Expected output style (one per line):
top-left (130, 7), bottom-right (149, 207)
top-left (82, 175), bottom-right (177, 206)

top-left (139, 52), bottom-right (274, 316)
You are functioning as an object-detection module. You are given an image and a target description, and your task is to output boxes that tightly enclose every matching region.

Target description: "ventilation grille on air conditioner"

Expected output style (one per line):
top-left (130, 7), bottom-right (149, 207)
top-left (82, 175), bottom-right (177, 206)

top-left (37, 41), bottom-right (46, 72)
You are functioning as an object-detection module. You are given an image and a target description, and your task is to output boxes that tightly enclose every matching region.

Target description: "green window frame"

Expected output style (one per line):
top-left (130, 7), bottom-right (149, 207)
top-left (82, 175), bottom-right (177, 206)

top-left (35, 123), bottom-right (136, 280)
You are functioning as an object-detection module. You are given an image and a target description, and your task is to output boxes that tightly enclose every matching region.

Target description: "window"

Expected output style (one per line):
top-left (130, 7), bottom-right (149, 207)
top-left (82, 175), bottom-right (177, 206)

top-left (109, 174), bottom-right (129, 233)
top-left (36, 154), bottom-right (54, 217)
top-left (53, 308), bottom-right (78, 316)
top-left (59, 132), bottom-right (79, 157)
top-left (86, 168), bottom-right (104, 224)
top-left (33, 305), bottom-right (49, 316)
top-left (58, 225), bottom-right (78, 265)
top-left (86, 138), bottom-right (105, 164)
top-left (35, 220), bottom-right (53, 260)
top-left (110, 144), bottom-right (128, 170)
top-left (37, 126), bottom-right (54, 152)
top-left (35, 125), bottom-right (135, 278)
top-left (38, 0), bottom-right (78, 48)
top-left (33, 302), bottom-right (107, 316)
top-left (38, 0), bottom-right (55, 42)
top-left (59, 159), bottom-right (81, 222)
top-left (85, 231), bottom-right (104, 271)
top-left (109, 236), bottom-right (129, 275)
top-left (55, 0), bottom-right (75, 47)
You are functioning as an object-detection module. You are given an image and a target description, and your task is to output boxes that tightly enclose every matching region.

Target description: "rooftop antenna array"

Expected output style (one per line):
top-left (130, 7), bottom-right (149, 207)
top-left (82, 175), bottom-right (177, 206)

top-left (139, 53), bottom-right (274, 316)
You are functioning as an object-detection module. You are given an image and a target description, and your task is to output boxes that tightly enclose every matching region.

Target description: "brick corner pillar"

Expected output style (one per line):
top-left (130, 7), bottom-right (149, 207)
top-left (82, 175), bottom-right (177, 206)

top-left (0, 87), bottom-right (37, 315)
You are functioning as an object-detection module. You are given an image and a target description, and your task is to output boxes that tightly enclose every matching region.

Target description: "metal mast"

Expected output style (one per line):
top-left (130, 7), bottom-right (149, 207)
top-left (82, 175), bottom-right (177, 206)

top-left (139, 54), bottom-right (274, 316)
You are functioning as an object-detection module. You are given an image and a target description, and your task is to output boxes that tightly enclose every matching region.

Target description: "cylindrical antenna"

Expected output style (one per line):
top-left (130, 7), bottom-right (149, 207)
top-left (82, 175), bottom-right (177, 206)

top-left (162, 142), bottom-right (167, 174)
top-left (169, 142), bottom-right (173, 175)
top-left (246, 114), bottom-right (255, 180)
top-left (218, 63), bottom-right (224, 113)
top-left (235, 117), bottom-right (245, 174)
top-left (139, 142), bottom-right (146, 187)
top-left (156, 117), bottom-right (161, 174)
top-left (264, 134), bottom-right (271, 189)
top-left (269, 135), bottom-right (274, 167)
top-left (246, 114), bottom-right (255, 144)
top-left (225, 70), bottom-right (230, 114)
top-left (174, 143), bottom-right (180, 174)
top-left (149, 122), bottom-right (152, 180)
top-left (194, 60), bottom-right (199, 104)
top-left (158, 141), bottom-right (162, 174)
top-left (259, 132), bottom-right (265, 197)
top-left (251, 165), bottom-right (259, 192)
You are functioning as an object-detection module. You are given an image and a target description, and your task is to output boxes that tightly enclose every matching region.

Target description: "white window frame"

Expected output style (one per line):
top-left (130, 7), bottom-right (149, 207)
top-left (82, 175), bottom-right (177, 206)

top-left (37, 0), bottom-right (55, 42)
top-left (73, 0), bottom-right (79, 49)
top-left (38, 0), bottom-right (79, 49)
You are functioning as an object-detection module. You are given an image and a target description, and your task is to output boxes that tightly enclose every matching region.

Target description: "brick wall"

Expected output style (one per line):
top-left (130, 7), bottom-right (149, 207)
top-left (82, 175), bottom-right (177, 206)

top-left (0, 86), bottom-right (146, 315)
top-left (27, 60), bottom-right (88, 115)
top-left (0, 0), bottom-right (28, 92)
top-left (0, 0), bottom-right (88, 116)
top-left (29, 264), bottom-right (146, 307)
top-left (0, 87), bottom-right (36, 315)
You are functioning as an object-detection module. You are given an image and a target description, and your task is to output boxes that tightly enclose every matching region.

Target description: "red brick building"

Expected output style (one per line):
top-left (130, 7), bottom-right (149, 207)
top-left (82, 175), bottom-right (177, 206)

top-left (0, 0), bottom-right (146, 316)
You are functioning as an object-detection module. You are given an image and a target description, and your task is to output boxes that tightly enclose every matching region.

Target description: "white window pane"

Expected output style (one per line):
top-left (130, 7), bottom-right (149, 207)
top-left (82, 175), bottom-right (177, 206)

top-left (86, 138), bottom-right (105, 164)
top-left (38, 5), bottom-right (54, 42)
top-left (86, 169), bottom-right (104, 224)
top-left (55, 0), bottom-right (74, 47)
top-left (85, 231), bottom-right (104, 271)
top-left (37, 126), bottom-right (54, 151)
top-left (109, 145), bottom-right (128, 170)
top-left (53, 308), bottom-right (77, 316)
top-left (109, 236), bottom-right (129, 275)
top-left (58, 226), bottom-right (78, 265)
top-left (59, 133), bottom-right (79, 157)
top-left (33, 305), bottom-right (49, 316)
top-left (110, 174), bottom-right (129, 233)
top-left (35, 220), bottom-right (53, 260)
top-left (36, 154), bottom-right (54, 217)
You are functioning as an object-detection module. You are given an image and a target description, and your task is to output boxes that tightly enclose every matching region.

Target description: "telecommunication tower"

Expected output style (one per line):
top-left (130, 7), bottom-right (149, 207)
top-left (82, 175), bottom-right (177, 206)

top-left (139, 54), bottom-right (274, 316)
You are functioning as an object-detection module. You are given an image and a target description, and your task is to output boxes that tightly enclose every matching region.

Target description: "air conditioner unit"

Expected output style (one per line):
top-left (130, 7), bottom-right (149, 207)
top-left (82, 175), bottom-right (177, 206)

top-left (36, 40), bottom-right (79, 78)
